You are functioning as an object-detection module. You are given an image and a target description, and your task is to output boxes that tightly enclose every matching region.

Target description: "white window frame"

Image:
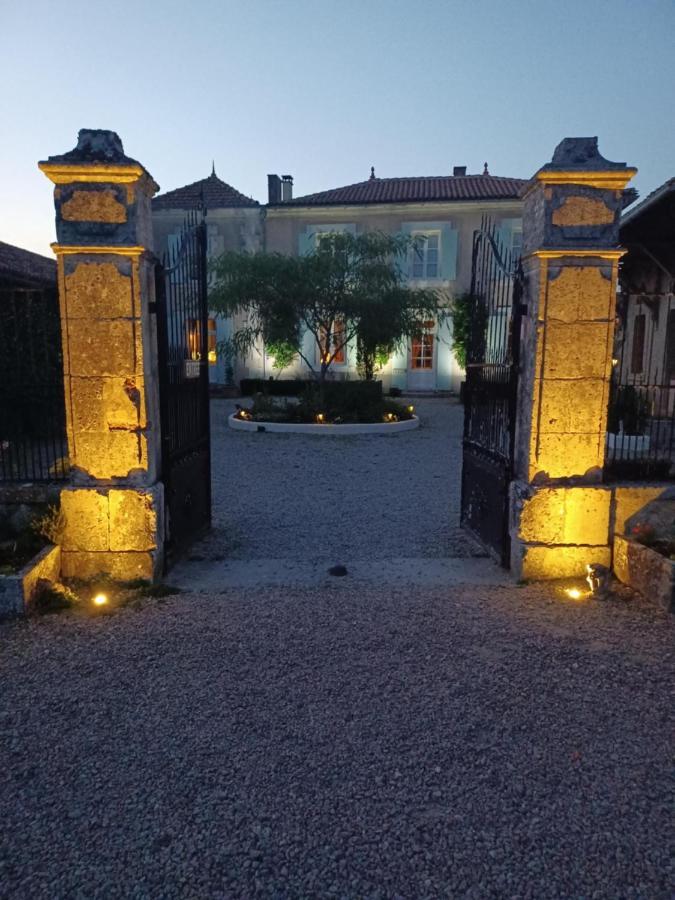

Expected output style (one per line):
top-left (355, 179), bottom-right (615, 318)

top-left (410, 230), bottom-right (441, 281)
top-left (510, 227), bottom-right (523, 261)
top-left (410, 320), bottom-right (436, 370)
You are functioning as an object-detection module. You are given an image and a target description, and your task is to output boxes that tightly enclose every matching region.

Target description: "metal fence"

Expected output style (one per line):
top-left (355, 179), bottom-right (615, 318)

top-left (604, 291), bottom-right (675, 481)
top-left (0, 287), bottom-right (69, 482)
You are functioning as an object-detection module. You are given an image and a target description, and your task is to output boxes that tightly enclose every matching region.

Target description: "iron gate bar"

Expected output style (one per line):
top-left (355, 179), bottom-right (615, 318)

top-left (155, 207), bottom-right (212, 568)
top-left (460, 216), bottom-right (523, 566)
top-left (0, 286), bottom-right (68, 482)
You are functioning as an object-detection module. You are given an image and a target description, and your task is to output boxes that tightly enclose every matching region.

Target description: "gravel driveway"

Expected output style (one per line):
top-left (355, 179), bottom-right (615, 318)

top-left (201, 397), bottom-right (481, 561)
top-left (1, 397), bottom-right (673, 897)
top-left (1, 583), bottom-right (673, 898)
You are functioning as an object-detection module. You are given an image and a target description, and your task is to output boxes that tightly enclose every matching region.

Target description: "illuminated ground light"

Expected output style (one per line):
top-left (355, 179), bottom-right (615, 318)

top-left (315, 413), bottom-right (325, 424)
top-left (564, 587), bottom-right (588, 600)
top-left (407, 405), bottom-right (415, 414)
top-left (92, 593), bottom-right (109, 607)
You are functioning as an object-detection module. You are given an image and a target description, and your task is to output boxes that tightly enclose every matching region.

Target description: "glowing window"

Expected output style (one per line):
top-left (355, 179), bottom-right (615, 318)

top-left (318, 319), bottom-right (346, 365)
top-left (208, 318), bottom-right (217, 365)
top-left (411, 321), bottom-right (435, 369)
top-left (186, 318), bottom-right (201, 360)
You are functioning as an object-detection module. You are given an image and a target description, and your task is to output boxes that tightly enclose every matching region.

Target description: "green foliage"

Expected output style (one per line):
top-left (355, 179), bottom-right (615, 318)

top-left (450, 293), bottom-right (473, 370)
top-left (32, 505), bottom-right (64, 545)
top-left (209, 231), bottom-right (441, 382)
top-left (266, 340), bottom-right (298, 374)
top-left (243, 380), bottom-right (414, 425)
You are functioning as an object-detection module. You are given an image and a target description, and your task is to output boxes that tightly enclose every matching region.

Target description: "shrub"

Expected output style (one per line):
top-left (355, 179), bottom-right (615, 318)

top-left (240, 378), bottom-right (309, 397)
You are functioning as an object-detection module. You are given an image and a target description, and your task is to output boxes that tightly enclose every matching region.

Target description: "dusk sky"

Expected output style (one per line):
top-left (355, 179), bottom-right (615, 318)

top-left (2, 0), bottom-right (674, 256)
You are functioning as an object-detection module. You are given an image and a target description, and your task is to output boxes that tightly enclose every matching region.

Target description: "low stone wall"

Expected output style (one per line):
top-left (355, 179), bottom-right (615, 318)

top-left (0, 544), bottom-right (61, 617)
top-left (510, 481), bottom-right (674, 580)
top-left (614, 535), bottom-right (675, 613)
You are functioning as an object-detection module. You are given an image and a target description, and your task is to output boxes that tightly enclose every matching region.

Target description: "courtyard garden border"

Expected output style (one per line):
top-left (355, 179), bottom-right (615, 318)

top-left (228, 413), bottom-right (420, 435)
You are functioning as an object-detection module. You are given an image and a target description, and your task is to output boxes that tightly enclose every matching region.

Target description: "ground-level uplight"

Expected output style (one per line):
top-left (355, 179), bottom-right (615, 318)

top-left (565, 588), bottom-right (583, 600)
top-left (92, 593), bottom-right (108, 607)
top-left (406, 405), bottom-right (415, 414)
top-left (315, 413), bottom-right (325, 424)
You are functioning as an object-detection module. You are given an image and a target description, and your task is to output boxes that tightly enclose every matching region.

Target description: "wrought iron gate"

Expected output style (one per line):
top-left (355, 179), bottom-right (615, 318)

top-left (460, 217), bottom-right (523, 566)
top-left (155, 209), bottom-right (211, 568)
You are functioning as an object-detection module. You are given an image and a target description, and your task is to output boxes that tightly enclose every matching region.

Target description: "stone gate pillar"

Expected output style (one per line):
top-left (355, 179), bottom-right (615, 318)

top-left (39, 129), bottom-right (164, 581)
top-left (510, 138), bottom-right (636, 579)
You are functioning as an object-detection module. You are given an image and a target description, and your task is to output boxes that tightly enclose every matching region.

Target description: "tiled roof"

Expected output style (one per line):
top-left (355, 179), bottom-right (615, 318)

top-left (0, 241), bottom-right (56, 287)
top-left (620, 177), bottom-right (675, 228)
top-left (153, 172), bottom-right (259, 210)
top-left (276, 174), bottom-right (527, 207)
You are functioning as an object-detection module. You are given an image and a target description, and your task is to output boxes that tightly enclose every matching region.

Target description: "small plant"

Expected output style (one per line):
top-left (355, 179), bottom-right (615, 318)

top-left (450, 292), bottom-right (472, 370)
top-left (32, 505), bottom-right (65, 545)
top-left (32, 579), bottom-right (78, 615)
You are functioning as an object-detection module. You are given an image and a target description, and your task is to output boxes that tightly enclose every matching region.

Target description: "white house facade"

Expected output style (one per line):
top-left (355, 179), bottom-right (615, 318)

top-left (152, 165), bottom-right (525, 393)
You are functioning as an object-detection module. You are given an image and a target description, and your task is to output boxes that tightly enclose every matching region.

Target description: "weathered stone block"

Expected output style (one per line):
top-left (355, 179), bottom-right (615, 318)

top-left (60, 489), bottom-right (109, 551)
top-left (109, 488), bottom-right (159, 552)
top-left (515, 543), bottom-right (611, 581)
top-left (67, 320), bottom-right (140, 377)
top-left (72, 432), bottom-right (148, 481)
top-left (543, 322), bottom-right (610, 379)
top-left (531, 433), bottom-right (603, 482)
top-left (515, 484), bottom-right (611, 546)
top-left (551, 196), bottom-right (614, 227)
top-left (60, 550), bottom-right (156, 581)
top-left (613, 535), bottom-right (675, 614)
top-left (22, 545), bottom-right (62, 604)
top-left (61, 189), bottom-right (127, 224)
top-left (0, 545), bottom-right (61, 618)
top-left (68, 376), bottom-right (147, 434)
top-left (546, 267), bottom-right (613, 323)
top-left (65, 262), bottom-right (133, 319)
top-left (538, 379), bottom-right (607, 434)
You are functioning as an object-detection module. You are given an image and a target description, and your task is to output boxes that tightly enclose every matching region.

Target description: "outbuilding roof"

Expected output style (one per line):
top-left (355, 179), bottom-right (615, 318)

top-left (153, 171), bottom-right (259, 210)
top-left (275, 174), bottom-right (526, 207)
top-left (0, 241), bottom-right (56, 288)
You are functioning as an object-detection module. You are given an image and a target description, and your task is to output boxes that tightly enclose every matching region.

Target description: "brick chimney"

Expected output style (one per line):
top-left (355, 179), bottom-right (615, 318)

top-left (453, 165), bottom-right (467, 176)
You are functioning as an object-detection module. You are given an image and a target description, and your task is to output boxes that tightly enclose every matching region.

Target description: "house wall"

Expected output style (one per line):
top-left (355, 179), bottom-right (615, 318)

top-left (263, 200), bottom-right (522, 392)
top-left (152, 199), bottom-right (524, 392)
top-left (152, 206), bottom-right (263, 385)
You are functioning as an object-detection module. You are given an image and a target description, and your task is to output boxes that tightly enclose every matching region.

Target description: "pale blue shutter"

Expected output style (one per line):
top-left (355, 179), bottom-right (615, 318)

top-left (298, 228), bottom-right (314, 256)
top-left (496, 218), bottom-right (520, 261)
top-left (440, 226), bottom-right (458, 281)
top-left (400, 222), bottom-right (415, 282)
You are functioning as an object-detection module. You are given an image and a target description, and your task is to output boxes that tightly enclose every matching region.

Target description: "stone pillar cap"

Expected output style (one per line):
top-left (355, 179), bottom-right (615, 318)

top-left (39, 129), bottom-right (159, 191)
top-left (530, 137), bottom-right (636, 190)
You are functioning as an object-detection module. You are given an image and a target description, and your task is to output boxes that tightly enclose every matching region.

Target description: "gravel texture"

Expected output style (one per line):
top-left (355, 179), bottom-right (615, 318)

top-left (1, 397), bottom-right (673, 897)
top-left (1, 583), bottom-right (673, 898)
top-left (201, 397), bottom-right (483, 562)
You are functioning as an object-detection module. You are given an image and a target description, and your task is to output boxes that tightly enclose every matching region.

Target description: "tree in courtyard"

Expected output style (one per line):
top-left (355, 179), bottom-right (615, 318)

top-left (209, 231), bottom-right (441, 384)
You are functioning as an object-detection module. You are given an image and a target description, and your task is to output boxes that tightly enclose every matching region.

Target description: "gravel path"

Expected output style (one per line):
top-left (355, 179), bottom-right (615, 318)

top-left (201, 397), bottom-right (482, 562)
top-left (1, 582), bottom-right (673, 898)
